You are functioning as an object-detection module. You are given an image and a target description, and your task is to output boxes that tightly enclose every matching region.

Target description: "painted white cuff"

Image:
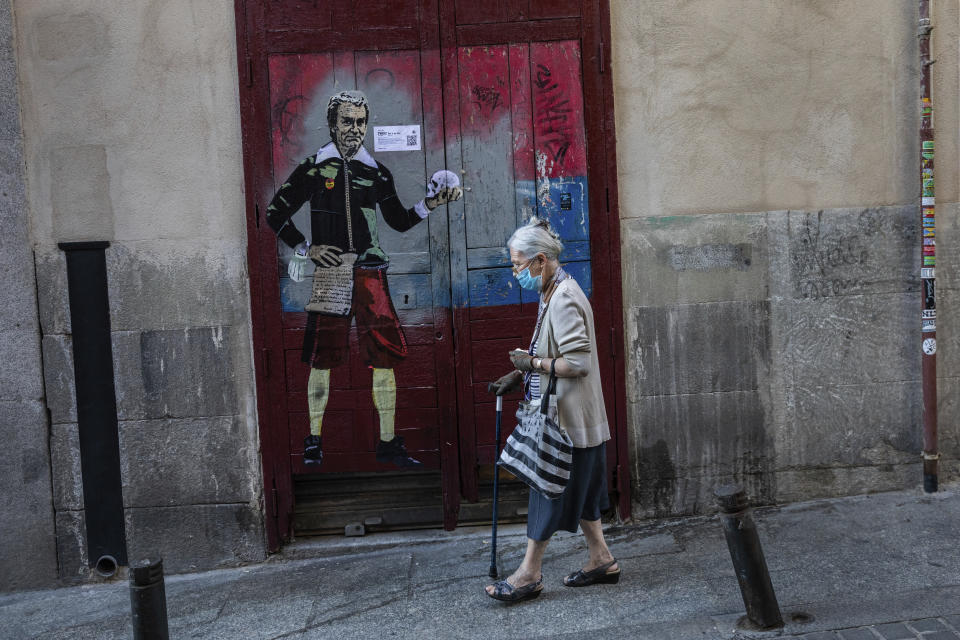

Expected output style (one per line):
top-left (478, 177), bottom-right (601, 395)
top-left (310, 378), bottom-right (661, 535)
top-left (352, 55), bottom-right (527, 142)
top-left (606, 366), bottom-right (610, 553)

top-left (414, 199), bottom-right (431, 219)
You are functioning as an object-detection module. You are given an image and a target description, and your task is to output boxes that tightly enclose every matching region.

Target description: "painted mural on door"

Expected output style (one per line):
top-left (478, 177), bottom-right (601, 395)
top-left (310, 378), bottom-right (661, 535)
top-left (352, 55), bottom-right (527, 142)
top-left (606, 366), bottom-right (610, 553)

top-left (267, 51), bottom-right (457, 473)
top-left (236, 0), bottom-right (629, 546)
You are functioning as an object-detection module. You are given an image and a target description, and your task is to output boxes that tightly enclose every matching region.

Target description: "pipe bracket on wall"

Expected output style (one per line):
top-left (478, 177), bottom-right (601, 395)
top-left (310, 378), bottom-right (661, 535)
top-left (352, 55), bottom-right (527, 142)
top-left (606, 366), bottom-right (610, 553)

top-left (59, 241), bottom-right (129, 568)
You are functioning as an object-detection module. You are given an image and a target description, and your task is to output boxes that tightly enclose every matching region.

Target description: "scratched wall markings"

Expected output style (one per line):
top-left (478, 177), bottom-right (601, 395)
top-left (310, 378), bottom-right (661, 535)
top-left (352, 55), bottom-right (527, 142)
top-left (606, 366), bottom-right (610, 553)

top-left (793, 212), bottom-right (869, 300)
top-left (789, 208), bottom-right (919, 301)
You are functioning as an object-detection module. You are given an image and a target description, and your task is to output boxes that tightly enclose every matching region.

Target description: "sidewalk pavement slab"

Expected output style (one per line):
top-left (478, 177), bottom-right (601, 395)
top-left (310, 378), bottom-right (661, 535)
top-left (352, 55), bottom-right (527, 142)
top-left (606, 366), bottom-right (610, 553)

top-left (1, 484), bottom-right (958, 639)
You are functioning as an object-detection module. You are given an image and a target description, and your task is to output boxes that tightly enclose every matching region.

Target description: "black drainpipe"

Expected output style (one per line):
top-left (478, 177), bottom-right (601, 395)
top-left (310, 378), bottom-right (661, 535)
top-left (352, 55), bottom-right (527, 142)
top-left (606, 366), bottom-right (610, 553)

top-left (59, 241), bottom-right (128, 574)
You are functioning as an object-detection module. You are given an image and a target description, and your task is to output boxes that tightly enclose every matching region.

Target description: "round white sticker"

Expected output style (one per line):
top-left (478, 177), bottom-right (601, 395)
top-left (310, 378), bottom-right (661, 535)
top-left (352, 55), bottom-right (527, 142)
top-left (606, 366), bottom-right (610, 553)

top-left (923, 338), bottom-right (937, 355)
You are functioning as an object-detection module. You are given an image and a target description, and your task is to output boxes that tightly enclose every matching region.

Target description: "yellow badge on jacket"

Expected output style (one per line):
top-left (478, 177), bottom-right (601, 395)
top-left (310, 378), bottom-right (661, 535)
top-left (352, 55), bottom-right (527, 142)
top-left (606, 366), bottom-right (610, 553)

top-left (325, 177), bottom-right (335, 190)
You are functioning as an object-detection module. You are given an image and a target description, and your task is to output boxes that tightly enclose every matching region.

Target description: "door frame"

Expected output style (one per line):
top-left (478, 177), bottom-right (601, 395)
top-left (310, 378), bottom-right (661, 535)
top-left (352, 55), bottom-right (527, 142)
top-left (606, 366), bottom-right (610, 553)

top-left (234, 0), bottom-right (630, 550)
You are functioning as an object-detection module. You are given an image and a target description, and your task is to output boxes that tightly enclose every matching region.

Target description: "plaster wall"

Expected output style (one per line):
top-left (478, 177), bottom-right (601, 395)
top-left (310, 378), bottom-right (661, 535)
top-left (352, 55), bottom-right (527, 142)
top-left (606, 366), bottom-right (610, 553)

top-left (12, 0), bottom-right (264, 584)
top-left (611, 0), bottom-right (960, 517)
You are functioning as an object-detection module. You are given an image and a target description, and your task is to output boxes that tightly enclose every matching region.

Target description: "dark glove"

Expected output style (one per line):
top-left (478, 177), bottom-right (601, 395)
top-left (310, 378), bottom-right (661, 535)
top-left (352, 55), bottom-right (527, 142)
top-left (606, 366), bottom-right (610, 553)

top-left (509, 349), bottom-right (535, 372)
top-left (488, 370), bottom-right (523, 396)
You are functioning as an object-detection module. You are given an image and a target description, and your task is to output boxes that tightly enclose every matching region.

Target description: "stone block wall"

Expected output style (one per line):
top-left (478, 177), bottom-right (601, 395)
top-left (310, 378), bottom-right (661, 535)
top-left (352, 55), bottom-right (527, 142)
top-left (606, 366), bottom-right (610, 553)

top-left (0, 0), bottom-right (57, 590)
top-left (622, 206), bottom-right (960, 519)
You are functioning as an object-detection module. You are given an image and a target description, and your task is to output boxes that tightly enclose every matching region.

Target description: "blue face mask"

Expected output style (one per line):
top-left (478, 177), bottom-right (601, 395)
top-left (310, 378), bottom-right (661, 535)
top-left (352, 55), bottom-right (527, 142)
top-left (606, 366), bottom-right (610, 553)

top-left (515, 266), bottom-right (542, 291)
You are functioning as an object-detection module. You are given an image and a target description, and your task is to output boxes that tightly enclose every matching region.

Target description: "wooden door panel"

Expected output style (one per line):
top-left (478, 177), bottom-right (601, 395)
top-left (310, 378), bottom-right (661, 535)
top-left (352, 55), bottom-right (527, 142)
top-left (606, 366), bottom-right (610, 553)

top-left (457, 41), bottom-right (592, 318)
top-left (453, 0), bottom-right (581, 25)
top-left (457, 46), bottom-right (518, 250)
top-left (263, 1), bottom-right (335, 33)
top-left (508, 42), bottom-right (536, 224)
top-left (530, 41), bottom-right (590, 244)
top-left (454, 0), bottom-right (526, 25)
top-left (475, 402), bottom-right (519, 445)
top-left (263, 0), bottom-right (423, 33)
top-left (466, 315), bottom-right (534, 341)
top-left (528, 0), bottom-right (581, 20)
top-left (335, 0), bottom-right (422, 30)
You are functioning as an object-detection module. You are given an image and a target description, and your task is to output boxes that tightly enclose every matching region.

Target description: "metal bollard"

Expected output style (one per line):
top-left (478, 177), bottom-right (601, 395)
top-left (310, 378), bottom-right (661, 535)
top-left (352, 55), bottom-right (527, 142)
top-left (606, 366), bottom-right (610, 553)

top-left (129, 558), bottom-right (169, 640)
top-left (714, 485), bottom-right (783, 630)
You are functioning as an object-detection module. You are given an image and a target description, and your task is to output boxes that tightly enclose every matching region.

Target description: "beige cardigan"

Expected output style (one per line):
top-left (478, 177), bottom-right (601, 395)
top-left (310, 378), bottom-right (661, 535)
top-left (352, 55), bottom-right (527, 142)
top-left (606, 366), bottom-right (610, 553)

top-left (534, 277), bottom-right (611, 448)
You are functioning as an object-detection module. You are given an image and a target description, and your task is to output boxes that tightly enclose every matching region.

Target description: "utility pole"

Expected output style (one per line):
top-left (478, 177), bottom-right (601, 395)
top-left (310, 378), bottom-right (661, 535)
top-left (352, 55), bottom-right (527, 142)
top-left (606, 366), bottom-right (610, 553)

top-left (918, 0), bottom-right (939, 493)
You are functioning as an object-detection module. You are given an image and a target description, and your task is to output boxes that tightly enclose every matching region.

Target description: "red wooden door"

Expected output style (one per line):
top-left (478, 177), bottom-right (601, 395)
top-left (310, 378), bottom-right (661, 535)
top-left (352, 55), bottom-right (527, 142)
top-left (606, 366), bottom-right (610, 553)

top-left (235, 0), bottom-right (629, 549)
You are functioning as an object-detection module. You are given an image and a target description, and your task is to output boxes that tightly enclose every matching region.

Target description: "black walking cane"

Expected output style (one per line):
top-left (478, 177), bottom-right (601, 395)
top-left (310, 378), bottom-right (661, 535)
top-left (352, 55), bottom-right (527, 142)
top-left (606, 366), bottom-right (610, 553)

top-left (486, 387), bottom-right (504, 578)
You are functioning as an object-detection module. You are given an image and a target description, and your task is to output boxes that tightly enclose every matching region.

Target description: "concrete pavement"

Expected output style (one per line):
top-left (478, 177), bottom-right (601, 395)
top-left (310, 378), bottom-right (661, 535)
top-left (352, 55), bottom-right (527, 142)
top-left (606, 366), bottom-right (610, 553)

top-left (2, 483), bottom-right (959, 639)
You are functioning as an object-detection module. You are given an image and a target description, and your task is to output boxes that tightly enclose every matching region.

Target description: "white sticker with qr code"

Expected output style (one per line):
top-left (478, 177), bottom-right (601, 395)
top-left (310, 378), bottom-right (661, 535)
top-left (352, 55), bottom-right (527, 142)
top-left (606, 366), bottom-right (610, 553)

top-left (373, 125), bottom-right (421, 152)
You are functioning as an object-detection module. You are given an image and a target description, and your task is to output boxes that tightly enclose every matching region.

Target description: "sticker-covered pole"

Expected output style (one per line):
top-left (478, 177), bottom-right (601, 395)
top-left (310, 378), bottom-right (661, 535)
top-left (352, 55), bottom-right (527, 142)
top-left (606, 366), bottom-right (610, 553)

top-left (919, 0), bottom-right (939, 493)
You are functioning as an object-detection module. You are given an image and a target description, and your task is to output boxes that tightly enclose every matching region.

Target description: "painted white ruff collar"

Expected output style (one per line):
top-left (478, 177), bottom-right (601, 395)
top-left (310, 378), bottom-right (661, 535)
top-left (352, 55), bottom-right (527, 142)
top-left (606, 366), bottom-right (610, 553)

top-left (315, 142), bottom-right (377, 169)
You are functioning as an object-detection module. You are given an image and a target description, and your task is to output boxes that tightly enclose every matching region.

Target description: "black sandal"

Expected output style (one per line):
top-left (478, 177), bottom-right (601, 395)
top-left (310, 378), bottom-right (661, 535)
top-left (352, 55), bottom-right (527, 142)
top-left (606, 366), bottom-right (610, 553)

top-left (563, 559), bottom-right (621, 587)
top-left (485, 575), bottom-right (544, 602)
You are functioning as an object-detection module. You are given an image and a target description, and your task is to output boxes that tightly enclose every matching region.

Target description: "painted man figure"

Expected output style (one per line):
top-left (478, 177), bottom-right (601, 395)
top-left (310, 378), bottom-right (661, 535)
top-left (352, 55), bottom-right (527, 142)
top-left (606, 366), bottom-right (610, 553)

top-left (266, 90), bottom-right (461, 468)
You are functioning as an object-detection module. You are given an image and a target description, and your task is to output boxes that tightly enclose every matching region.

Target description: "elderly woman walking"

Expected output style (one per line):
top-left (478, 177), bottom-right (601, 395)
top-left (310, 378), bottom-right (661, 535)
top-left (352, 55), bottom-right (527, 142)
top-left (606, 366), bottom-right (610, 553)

top-left (485, 217), bottom-right (620, 602)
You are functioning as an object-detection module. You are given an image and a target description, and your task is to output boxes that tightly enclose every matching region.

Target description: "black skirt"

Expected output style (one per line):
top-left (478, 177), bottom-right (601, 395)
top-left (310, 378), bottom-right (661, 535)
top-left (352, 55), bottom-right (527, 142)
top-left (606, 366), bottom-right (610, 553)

top-left (526, 442), bottom-right (610, 541)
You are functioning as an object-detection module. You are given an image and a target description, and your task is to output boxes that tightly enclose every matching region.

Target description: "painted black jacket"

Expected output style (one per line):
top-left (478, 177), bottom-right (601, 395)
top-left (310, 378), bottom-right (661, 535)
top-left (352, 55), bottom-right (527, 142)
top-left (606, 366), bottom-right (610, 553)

top-left (266, 142), bottom-right (427, 266)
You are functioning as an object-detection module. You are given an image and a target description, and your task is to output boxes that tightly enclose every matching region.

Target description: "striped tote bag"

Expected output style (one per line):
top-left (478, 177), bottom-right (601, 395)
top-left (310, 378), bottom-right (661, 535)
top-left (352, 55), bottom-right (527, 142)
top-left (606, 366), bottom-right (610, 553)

top-left (498, 364), bottom-right (574, 499)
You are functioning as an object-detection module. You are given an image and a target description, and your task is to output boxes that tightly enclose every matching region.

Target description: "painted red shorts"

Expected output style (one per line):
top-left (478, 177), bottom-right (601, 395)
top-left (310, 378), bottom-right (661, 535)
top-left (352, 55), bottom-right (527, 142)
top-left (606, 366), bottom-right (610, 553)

top-left (301, 265), bottom-right (408, 369)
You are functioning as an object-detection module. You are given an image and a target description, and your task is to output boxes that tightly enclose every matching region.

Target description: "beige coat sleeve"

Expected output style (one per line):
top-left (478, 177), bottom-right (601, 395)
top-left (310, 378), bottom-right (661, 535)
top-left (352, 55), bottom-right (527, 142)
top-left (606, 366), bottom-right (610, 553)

top-left (549, 288), bottom-right (592, 375)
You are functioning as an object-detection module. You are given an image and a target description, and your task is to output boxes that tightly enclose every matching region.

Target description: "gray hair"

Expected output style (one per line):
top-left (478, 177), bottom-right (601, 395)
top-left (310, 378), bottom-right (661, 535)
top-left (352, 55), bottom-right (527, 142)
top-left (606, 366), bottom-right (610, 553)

top-left (326, 90), bottom-right (369, 130)
top-left (507, 217), bottom-right (563, 260)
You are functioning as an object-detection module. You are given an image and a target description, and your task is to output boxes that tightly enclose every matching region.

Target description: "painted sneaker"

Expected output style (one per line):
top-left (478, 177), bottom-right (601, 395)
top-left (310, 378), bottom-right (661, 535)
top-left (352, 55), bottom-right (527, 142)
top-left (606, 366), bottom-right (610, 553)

top-left (375, 435), bottom-right (423, 469)
top-left (303, 435), bottom-right (323, 465)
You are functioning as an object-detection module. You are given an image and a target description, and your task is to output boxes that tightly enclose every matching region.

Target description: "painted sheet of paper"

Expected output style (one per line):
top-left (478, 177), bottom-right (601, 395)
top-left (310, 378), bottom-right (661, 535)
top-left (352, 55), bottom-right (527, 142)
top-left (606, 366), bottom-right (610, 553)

top-left (373, 125), bottom-right (421, 152)
top-left (305, 252), bottom-right (357, 316)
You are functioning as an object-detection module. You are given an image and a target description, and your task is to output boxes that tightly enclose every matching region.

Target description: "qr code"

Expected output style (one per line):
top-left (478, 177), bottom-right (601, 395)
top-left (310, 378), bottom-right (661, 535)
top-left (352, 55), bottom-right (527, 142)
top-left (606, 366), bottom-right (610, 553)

top-left (406, 134), bottom-right (418, 146)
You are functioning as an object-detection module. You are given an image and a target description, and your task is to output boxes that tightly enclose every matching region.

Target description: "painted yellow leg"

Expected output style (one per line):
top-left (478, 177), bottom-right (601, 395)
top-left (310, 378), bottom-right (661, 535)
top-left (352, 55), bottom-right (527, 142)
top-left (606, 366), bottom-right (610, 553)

top-left (371, 368), bottom-right (397, 442)
top-left (306, 368), bottom-right (330, 437)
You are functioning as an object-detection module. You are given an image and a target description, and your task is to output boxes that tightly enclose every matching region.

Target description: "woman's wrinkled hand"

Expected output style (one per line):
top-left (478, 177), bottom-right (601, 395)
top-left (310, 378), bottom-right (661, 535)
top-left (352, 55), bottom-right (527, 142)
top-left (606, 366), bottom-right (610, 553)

top-left (488, 370), bottom-right (523, 396)
top-left (509, 349), bottom-right (535, 372)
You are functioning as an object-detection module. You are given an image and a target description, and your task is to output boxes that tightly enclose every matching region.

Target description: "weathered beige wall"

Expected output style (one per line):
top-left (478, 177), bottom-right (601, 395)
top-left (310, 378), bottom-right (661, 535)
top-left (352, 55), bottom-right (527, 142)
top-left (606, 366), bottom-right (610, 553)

top-left (934, 0), bottom-right (960, 203)
top-left (611, 0), bottom-right (960, 519)
top-left (17, 0), bottom-right (247, 245)
top-left (13, 0), bottom-right (264, 579)
top-left (611, 0), bottom-right (954, 218)
top-left (0, 0), bottom-right (57, 591)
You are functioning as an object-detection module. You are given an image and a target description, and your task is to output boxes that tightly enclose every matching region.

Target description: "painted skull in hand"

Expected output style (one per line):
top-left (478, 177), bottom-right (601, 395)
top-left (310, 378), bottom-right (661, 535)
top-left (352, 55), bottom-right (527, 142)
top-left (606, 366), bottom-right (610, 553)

top-left (425, 169), bottom-right (463, 210)
top-left (427, 169), bottom-right (460, 198)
